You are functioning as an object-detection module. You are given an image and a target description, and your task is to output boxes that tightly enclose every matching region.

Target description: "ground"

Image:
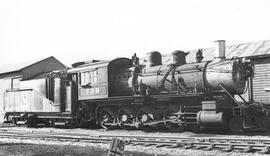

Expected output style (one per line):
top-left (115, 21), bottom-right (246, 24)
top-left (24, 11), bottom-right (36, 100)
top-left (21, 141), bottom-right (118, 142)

top-left (0, 126), bottom-right (269, 156)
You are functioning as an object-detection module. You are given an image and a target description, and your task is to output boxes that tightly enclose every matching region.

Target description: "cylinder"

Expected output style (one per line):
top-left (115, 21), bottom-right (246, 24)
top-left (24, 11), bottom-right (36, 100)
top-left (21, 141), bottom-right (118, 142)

top-left (146, 51), bottom-right (162, 68)
top-left (197, 111), bottom-right (224, 126)
top-left (172, 50), bottom-right (186, 66)
top-left (214, 40), bottom-right (226, 61)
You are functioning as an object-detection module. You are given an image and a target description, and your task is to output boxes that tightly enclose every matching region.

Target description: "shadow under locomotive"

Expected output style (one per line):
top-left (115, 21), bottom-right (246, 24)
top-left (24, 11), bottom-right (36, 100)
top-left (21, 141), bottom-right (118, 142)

top-left (4, 40), bottom-right (270, 133)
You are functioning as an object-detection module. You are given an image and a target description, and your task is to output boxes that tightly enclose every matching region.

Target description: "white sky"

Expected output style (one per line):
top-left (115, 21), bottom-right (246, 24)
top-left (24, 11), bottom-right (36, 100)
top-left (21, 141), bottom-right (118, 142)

top-left (0, 0), bottom-right (270, 67)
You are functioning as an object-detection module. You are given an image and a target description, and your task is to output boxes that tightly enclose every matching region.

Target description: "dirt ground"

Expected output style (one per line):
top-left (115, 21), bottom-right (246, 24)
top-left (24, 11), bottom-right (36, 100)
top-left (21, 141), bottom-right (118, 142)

top-left (0, 126), bottom-right (270, 156)
top-left (0, 143), bottom-right (162, 156)
top-left (0, 141), bottom-right (263, 156)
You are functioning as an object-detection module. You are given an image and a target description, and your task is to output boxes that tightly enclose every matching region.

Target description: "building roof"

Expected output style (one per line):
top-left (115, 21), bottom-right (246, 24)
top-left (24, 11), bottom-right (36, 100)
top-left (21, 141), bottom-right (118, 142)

top-left (0, 56), bottom-right (66, 75)
top-left (142, 40), bottom-right (270, 65)
top-left (186, 39), bottom-right (270, 62)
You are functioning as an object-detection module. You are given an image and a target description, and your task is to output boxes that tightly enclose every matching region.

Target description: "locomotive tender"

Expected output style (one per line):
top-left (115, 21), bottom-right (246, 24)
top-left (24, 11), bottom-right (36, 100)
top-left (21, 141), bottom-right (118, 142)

top-left (3, 40), bottom-right (268, 132)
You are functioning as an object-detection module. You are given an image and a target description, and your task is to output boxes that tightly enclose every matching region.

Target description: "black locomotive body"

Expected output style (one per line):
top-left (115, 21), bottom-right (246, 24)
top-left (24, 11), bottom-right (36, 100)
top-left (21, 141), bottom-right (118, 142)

top-left (4, 41), bottom-right (269, 133)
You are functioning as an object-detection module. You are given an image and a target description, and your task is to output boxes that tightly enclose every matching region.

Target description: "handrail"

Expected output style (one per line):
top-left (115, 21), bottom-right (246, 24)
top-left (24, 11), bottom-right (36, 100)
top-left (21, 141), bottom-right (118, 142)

top-left (218, 83), bottom-right (241, 106)
top-left (5, 88), bottom-right (33, 92)
top-left (5, 89), bottom-right (61, 106)
top-left (31, 89), bottom-right (61, 106)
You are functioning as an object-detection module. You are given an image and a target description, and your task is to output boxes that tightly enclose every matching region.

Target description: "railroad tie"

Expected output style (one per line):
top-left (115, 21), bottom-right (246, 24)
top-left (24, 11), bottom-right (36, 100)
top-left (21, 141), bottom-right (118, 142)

top-left (195, 138), bottom-right (205, 142)
top-left (241, 146), bottom-right (252, 153)
top-left (155, 144), bottom-right (172, 148)
top-left (73, 139), bottom-right (80, 142)
top-left (258, 146), bottom-right (270, 154)
top-left (136, 143), bottom-right (145, 146)
top-left (166, 145), bottom-right (182, 149)
top-left (144, 144), bottom-right (157, 147)
top-left (183, 143), bottom-right (194, 149)
top-left (129, 143), bottom-right (137, 146)
top-left (193, 145), bottom-right (205, 150)
top-left (263, 141), bottom-right (270, 145)
top-left (221, 145), bottom-right (233, 152)
top-left (202, 144), bottom-right (214, 151)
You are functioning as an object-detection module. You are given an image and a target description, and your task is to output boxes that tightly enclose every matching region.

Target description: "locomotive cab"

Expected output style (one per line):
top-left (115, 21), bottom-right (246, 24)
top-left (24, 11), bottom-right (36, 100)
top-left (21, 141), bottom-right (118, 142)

top-left (68, 57), bottom-right (133, 100)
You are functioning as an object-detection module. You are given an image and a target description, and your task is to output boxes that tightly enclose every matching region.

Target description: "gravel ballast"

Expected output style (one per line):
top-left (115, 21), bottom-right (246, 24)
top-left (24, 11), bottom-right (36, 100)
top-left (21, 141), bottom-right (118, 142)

top-left (0, 126), bottom-right (269, 156)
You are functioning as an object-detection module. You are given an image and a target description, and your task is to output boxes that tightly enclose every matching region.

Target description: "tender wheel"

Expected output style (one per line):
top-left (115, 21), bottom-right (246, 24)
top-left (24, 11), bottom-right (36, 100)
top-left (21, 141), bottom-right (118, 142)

top-left (228, 116), bottom-right (244, 133)
top-left (117, 108), bottom-right (135, 129)
top-left (26, 118), bottom-right (37, 127)
top-left (98, 107), bottom-right (117, 129)
top-left (77, 117), bottom-right (88, 128)
top-left (12, 118), bottom-right (18, 125)
top-left (26, 114), bottom-right (38, 127)
top-left (65, 119), bottom-right (79, 128)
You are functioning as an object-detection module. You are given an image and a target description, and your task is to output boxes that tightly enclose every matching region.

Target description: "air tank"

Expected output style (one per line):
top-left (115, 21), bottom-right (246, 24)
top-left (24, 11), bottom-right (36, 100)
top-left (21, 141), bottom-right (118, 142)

top-left (146, 51), bottom-right (162, 68)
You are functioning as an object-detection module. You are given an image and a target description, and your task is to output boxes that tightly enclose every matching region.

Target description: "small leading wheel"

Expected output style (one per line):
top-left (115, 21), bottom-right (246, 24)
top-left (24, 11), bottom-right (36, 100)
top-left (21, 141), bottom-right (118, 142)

top-left (228, 116), bottom-right (244, 133)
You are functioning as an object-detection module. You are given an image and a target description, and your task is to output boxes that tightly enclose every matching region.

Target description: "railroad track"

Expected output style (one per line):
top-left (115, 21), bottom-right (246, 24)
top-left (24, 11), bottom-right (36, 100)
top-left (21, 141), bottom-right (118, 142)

top-left (0, 129), bottom-right (270, 154)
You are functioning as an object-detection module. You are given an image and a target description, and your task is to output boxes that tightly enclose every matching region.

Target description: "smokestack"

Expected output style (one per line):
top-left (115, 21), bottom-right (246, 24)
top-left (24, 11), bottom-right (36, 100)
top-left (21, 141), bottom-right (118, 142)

top-left (214, 40), bottom-right (226, 61)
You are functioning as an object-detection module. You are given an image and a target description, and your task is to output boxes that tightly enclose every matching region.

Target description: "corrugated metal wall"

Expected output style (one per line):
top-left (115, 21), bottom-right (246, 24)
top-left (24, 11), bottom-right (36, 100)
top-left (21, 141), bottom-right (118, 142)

top-left (252, 57), bottom-right (270, 104)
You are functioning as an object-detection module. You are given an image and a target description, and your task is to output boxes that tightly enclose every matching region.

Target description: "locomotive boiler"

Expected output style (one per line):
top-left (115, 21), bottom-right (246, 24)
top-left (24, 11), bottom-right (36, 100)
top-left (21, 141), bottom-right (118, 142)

top-left (134, 50), bottom-right (248, 95)
top-left (3, 40), bottom-right (268, 133)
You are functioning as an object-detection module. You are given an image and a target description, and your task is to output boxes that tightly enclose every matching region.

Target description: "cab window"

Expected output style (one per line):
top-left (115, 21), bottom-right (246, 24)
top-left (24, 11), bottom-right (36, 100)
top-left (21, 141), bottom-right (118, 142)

top-left (80, 70), bottom-right (98, 86)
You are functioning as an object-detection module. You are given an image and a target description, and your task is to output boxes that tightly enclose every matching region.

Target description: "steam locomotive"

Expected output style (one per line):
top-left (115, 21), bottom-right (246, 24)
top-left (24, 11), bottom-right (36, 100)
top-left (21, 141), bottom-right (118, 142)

top-left (3, 40), bottom-right (269, 133)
